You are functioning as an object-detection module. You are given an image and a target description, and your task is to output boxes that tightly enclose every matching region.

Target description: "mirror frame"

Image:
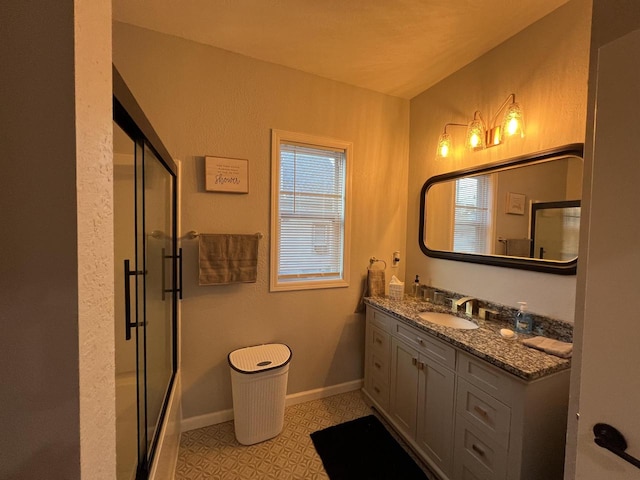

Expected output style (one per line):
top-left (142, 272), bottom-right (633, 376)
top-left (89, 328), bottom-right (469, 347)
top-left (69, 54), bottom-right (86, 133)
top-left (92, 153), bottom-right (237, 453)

top-left (418, 143), bottom-right (584, 275)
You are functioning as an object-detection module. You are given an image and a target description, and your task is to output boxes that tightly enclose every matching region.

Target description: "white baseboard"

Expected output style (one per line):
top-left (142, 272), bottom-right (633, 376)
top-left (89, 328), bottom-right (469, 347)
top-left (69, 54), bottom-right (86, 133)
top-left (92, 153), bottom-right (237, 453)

top-left (283, 379), bottom-right (363, 407)
top-left (181, 378), bottom-right (363, 433)
top-left (181, 407), bottom-right (235, 432)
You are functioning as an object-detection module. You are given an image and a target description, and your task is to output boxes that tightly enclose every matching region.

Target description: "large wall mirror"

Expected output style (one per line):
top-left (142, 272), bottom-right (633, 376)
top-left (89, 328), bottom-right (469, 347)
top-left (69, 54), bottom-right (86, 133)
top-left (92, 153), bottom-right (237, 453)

top-left (419, 144), bottom-right (583, 274)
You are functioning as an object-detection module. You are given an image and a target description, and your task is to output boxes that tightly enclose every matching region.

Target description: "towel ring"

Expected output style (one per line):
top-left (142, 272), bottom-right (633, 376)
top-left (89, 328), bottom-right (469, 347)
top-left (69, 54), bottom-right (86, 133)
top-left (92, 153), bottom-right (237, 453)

top-left (369, 257), bottom-right (387, 270)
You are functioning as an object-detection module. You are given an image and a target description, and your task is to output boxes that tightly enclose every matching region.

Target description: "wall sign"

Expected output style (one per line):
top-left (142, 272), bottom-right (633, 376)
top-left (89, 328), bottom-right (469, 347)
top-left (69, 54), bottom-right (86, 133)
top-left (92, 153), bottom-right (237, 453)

top-left (506, 192), bottom-right (526, 215)
top-left (205, 156), bottom-right (249, 193)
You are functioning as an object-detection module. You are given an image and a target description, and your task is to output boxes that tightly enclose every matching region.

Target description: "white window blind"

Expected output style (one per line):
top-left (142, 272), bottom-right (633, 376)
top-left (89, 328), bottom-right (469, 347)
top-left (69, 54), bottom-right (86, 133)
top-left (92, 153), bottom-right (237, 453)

top-left (453, 175), bottom-right (492, 254)
top-left (270, 130), bottom-right (351, 291)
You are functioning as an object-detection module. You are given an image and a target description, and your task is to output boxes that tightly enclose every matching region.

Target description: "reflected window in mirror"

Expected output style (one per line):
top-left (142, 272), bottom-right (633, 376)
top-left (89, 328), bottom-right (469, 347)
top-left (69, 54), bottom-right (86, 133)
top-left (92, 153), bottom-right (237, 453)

top-left (419, 144), bottom-right (583, 275)
top-left (453, 175), bottom-right (494, 254)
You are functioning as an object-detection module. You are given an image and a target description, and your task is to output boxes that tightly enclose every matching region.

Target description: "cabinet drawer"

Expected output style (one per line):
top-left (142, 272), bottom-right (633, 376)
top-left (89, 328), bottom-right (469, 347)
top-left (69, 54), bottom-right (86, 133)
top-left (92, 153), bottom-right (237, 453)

top-left (366, 374), bottom-right (389, 411)
top-left (456, 378), bottom-right (511, 448)
top-left (393, 320), bottom-right (456, 369)
top-left (454, 415), bottom-right (507, 480)
top-left (370, 349), bottom-right (389, 383)
top-left (370, 325), bottom-right (390, 355)
top-left (370, 308), bottom-right (393, 332)
top-left (456, 464), bottom-right (484, 480)
top-left (457, 352), bottom-right (515, 405)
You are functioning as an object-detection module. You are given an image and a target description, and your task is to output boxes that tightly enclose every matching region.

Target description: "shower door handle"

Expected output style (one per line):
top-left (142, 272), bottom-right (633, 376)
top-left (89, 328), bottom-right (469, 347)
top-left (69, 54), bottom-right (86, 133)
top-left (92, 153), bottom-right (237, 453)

top-left (162, 248), bottom-right (168, 301)
top-left (178, 247), bottom-right (183, 299)
top-left (123, 259), bottom-right (145, 341)
top-left (161, 247), bottom-right (183, 300)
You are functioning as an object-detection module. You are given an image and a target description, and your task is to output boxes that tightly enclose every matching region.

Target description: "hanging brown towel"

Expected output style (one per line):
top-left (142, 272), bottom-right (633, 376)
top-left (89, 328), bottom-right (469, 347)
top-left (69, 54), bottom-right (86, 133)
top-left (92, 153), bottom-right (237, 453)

top-left (505, 238), bottom-right (531, 257)
top-left (199, 234), bottom-right (259, 285)
top-left (367, 270), bottom-right (386, 297)
top-left (355, 269), bottom-right (386, 313)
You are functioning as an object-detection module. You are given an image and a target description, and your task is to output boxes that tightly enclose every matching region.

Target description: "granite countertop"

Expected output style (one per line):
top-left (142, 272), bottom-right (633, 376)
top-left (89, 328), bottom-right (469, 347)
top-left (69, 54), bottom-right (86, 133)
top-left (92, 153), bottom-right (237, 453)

top-left (364, 296), bottom-right (571, 382)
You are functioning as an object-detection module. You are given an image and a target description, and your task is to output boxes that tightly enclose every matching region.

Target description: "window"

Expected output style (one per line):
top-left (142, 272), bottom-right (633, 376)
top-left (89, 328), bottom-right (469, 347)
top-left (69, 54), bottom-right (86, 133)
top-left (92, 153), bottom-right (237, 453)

top-left (270, 130), bottom-right (352, 291)
top-left (453, 175), bottom-right (493, 254)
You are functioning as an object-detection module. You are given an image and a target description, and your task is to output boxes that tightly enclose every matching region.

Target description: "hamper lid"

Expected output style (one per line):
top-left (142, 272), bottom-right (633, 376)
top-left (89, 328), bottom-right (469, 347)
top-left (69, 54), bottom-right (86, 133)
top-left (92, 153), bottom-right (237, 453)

top-left (228, 343), bottom-right (292, 374)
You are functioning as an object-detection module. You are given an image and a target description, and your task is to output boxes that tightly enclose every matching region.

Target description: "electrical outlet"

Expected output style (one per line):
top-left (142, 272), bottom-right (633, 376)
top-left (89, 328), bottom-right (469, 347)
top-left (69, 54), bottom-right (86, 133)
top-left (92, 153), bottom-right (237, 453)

top-left (392, 251), bottom-right (400, 267)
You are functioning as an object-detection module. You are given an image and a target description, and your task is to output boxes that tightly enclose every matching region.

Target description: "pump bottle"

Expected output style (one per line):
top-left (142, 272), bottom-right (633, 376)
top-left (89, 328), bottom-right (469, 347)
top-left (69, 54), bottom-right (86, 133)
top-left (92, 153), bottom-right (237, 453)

top-left (514, 301), bottom-right (533, 334)
top-left (412, 275), bottom-right (421, 298)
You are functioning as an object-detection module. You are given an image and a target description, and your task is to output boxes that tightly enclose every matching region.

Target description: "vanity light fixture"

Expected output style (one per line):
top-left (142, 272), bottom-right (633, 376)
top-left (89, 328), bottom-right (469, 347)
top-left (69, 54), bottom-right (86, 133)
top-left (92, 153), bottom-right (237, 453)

top-left (435, 93), bottom-right (525, 160)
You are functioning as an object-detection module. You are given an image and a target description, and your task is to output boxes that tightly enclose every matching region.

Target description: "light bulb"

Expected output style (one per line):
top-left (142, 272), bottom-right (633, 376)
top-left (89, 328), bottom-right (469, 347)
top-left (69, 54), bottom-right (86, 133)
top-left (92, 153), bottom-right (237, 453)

top-left (501, 102), bottom-right (524, 140)
top-left (466, 113), bottom-right (486, 151)
top-left (436, 132), bottom-right (452, 159)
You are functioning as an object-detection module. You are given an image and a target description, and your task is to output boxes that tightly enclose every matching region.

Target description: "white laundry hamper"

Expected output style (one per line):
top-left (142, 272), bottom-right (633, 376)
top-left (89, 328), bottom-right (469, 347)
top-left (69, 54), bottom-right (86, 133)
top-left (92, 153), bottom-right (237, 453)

top-left (228, 343), bottom-right (292, 445)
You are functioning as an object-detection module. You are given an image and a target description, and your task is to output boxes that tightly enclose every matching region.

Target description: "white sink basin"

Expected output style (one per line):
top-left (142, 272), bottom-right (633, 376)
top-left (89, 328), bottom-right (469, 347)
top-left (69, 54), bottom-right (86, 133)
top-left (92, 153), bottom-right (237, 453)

top-left (418, 311), bottom-right (479, 330)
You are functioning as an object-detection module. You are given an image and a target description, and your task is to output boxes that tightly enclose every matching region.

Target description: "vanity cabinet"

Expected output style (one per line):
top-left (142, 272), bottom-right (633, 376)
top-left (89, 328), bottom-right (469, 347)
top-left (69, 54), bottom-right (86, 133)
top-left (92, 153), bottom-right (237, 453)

top-left (363, 305), bottom-right (570, 480)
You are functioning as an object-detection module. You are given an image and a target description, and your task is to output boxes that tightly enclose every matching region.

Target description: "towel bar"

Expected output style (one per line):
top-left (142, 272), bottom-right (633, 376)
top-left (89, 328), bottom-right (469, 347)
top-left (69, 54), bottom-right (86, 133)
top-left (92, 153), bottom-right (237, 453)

top-left (185, 230), bottom-right (263, 240)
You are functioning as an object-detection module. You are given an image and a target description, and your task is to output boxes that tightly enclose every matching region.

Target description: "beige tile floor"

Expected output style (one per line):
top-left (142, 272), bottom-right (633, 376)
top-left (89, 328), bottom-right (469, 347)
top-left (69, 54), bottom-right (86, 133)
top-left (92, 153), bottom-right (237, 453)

top-left (175, 390), bottom-right (435, 479)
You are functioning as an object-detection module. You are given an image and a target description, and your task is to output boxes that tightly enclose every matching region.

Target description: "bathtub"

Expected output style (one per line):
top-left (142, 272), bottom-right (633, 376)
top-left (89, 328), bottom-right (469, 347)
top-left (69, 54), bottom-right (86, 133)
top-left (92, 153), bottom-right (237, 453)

top-left (116, 371), bottom-right (138, 480)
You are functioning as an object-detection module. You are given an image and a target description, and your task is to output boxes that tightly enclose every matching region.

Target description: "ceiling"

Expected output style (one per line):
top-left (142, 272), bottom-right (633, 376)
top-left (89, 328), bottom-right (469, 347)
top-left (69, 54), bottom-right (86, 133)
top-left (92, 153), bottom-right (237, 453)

top-left (112, 0), bottom-right (569, 99)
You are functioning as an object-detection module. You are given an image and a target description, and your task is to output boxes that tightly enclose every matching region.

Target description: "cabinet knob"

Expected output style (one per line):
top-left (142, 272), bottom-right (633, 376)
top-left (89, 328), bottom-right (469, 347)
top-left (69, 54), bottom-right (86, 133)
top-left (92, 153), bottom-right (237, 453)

top-left (417, 361), bottom-right (425, 370)
top-left (375, 337), bottom-right (383, 344)
top-left (416, 336), bottom-right (424, 345)
top-left (412, 357), bottom-right (418, 366)
top-left (373, 386), bottom-right (381, 394)
top-left (374, 362), bottom-right (382, 369)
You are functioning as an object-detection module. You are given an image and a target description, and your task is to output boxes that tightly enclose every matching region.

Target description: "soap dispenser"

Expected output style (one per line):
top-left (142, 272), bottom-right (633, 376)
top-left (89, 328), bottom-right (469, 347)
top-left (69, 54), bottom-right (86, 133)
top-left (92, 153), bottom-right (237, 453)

top-left (412, 275), bottom-right (421, 298)
top-left (514, 302), bottom-right (533, 334)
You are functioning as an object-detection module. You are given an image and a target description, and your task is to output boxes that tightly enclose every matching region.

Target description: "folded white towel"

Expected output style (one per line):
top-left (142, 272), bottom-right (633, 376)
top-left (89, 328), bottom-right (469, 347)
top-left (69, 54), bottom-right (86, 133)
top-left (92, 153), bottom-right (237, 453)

top-left (522, 336), bottom-right (572, 358)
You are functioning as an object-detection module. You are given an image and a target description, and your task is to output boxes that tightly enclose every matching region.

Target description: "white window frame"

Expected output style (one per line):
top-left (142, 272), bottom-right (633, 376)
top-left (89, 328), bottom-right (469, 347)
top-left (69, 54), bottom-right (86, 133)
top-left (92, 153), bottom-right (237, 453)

top-left (270, 129), bottom-right (352, 292)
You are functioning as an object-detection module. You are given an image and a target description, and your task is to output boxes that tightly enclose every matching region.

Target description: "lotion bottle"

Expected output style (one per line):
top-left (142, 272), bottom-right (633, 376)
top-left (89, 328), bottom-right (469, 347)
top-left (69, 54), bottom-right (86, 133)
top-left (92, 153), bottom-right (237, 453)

top-left (514, 301), bottom-right (533, 334)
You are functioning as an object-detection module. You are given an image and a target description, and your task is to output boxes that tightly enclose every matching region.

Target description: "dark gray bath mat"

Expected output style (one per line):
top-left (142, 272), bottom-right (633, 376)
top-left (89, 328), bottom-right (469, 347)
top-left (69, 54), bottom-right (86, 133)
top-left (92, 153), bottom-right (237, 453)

top-left (310, 414), bottom-right (430, 480)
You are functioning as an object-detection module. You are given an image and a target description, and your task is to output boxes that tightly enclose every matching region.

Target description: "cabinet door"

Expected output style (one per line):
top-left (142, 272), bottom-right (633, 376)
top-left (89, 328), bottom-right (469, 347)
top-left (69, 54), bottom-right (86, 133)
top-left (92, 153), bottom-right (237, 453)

top-left (416, 355), bottom-right (455, 477)
top-left (389, 337), bottom-right (420, 439)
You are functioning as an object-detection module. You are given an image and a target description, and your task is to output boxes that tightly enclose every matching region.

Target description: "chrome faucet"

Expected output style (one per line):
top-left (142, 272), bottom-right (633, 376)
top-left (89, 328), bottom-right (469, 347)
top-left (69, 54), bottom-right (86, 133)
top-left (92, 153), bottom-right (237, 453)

top-left (452, 296), bottom-right (476, 317)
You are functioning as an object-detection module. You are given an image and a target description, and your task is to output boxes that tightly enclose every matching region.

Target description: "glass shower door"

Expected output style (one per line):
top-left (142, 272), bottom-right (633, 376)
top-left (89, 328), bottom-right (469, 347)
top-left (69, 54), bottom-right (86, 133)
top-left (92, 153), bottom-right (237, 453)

top-left (141, 143), bottom-right (175, 463)
top-left (114, 65), bottom-right (178, 480)
top-left (114, 133), bottom-right (177, 480)
top-left (114, 120), bottom-right (139, 480)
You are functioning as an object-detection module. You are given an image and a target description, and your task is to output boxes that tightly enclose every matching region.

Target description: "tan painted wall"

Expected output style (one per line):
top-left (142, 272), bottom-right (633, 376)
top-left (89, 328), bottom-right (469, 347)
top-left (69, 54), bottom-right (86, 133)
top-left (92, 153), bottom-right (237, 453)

top-left (1, 3), bottom-right (81, 476)
top-left (493, 160), bottom-right (571, 254)
top-left (1, 0), bottom-right (114, 478)
top-left (113, 23), bottom-right (410, 419)
top-left (565, 1), bottom-right (640, 477)
top-left (407, 0), bottom-right (592, 322)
